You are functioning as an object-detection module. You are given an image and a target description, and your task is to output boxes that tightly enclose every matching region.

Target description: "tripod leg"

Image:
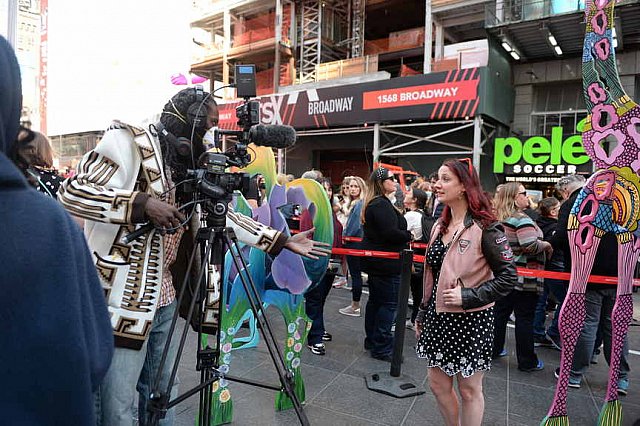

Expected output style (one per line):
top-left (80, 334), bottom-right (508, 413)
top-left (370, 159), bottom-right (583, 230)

top-left (148, 229), bottom-right (216, 426)
top-left (224, 234), bottom-right (310, 426)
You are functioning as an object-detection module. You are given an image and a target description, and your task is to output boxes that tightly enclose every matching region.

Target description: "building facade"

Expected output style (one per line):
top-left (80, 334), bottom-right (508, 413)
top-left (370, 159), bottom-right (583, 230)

top-left (189, 0), bottom-right (513, 189)
top-left (486, 0), bottom-right (640, 192)
top-left (190, 0), bottom-right (640, 192)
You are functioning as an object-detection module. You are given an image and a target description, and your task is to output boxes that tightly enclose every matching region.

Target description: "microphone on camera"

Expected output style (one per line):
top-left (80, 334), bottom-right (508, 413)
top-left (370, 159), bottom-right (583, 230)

top-left (248, 124), bottom-right (296, 149)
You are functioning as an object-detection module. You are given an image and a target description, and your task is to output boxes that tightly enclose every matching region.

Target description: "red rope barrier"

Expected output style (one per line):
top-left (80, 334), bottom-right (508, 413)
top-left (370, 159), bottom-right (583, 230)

top-left (342, 236), bottom-right (427, 250)
top-left (288, 222), bottom-right (638, 286)
top-left (329, 247), bottom-right (640, 286)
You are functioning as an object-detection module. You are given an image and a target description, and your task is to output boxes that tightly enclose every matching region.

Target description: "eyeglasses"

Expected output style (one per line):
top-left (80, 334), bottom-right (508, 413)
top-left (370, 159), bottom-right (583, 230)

top-left (458, 158), bottom-right (473, 175)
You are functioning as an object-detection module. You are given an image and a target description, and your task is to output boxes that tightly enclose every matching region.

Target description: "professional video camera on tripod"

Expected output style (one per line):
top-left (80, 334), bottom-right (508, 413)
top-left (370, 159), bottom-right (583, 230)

top-left (132, 65), bottom-right (313, 426)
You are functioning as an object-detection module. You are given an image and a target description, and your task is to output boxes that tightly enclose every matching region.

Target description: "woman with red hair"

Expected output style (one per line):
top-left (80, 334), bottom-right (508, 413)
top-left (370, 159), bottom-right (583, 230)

top-left (414, 159), bottom-right (516, 426)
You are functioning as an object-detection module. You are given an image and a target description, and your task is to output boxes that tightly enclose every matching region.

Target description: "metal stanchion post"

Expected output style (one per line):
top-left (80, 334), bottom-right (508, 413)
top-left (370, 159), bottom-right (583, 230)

top-left (365, 249), bottom-right (426, 398)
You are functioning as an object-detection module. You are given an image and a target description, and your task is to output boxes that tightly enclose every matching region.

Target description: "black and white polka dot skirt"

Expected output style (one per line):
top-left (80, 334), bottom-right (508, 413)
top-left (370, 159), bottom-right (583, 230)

top-left (415, 236), bottom-right (494, 377)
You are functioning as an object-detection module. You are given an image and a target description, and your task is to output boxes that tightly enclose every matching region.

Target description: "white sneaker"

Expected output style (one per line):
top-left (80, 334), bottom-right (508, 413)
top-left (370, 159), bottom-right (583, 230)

top-left (332, 277), bottom-right (348, 288)
top-left (339, 305), bottom-right (361, 317)
top-left (405, 319), bottom-right (415, 330)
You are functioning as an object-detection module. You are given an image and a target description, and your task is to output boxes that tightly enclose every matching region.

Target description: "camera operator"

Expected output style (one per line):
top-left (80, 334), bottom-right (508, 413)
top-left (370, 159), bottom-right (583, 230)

top-left (58, 87), bottom-right (330, 426)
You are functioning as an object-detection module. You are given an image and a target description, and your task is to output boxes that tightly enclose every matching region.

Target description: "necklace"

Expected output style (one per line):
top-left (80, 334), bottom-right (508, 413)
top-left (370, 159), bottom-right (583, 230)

top-left (443, 223), bottom-right (463, 247)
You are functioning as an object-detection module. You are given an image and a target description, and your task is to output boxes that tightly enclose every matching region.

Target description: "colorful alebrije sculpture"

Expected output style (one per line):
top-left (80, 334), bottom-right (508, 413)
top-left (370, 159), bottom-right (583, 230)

top-left (202, 145), bottom-right (333, 425)
top-left (542, 1), bottom-right (638, 425)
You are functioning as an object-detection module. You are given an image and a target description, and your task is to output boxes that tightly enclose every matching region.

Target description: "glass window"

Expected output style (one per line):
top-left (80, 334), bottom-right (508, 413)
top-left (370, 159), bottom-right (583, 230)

top-left (531, 115), bottom-right (545, 135)
top-left (560, 114), bottom-right (575, 133)
top-left (545, 113), bottom-right (560, 129)
top-left (534, 82), bottom-right (584, 113)
top-left (529, 111), bottom-right (587, 135)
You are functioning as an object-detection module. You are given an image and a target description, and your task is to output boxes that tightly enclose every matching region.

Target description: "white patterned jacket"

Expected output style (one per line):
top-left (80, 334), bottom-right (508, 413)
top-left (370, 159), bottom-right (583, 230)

top-left (59, 121), bottom-right (287, 349)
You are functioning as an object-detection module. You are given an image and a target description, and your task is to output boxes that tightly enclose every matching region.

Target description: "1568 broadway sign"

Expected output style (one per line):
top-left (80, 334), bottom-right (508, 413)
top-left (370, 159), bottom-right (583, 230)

top-left (493, 126), bottom-right (591, 175)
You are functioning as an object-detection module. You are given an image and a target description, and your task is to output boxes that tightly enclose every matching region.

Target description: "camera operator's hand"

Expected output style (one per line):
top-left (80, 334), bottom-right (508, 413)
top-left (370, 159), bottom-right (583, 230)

top-left (284, 228), bottom-right (332, 260)
top-left (144, 197), bottom-right (185, 230)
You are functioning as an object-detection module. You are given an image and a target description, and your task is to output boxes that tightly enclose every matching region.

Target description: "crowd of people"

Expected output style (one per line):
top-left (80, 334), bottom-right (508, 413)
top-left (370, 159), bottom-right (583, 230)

top-left (0, 35), bottom-right (633, 426)
top-left (294, 165), bottom-right (633, 425)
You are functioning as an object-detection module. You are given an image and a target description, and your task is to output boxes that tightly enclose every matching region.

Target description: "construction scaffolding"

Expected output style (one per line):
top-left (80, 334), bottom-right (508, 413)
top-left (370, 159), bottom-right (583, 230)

top-left (297, 0), bottom-right (350, 83)
top-left (298, 0), bottom-right (322, 82)
top-left (351, 0), bottom-right (365, 57)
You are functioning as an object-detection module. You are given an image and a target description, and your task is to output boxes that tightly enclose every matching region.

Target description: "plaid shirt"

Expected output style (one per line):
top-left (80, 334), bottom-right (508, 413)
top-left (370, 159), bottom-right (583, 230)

top-left (159, 171), bottom-right (185, 307)
top-left (159, 228), bottom-right (184, 307)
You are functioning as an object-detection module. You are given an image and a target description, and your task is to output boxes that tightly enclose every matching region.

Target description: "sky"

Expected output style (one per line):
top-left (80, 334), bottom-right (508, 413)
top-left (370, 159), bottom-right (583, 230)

top-left (47, 0), bottom-right (194, 135)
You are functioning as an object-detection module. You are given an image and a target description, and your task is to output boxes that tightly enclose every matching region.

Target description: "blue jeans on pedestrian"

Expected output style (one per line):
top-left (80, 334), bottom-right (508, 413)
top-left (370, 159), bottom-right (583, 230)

top-left (100, 301), bottom-right (180, 426)
top-left (533, 278), bottom-right (567, 340)
top-left (345, 241), bottom-right (363, 303)
top-left (305, 269), bottom-right (334, 345)
top-left (364, 273), bottom-right (400, 358)
top-left (570, 288), bottom-right (630, 382)
top-left (533, 282), bottom-right (550, 339)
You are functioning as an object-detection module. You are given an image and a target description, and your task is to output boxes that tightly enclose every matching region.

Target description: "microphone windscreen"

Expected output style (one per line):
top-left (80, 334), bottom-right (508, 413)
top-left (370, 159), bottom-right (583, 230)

top-left (249, 125), bottom-right (296, 149)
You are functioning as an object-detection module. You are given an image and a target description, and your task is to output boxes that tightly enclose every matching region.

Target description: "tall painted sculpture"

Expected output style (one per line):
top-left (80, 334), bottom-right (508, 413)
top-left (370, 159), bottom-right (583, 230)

top-left (202, 145), bottom-right (332, 425)
top-left (543, 1), bottom-right (638, 425)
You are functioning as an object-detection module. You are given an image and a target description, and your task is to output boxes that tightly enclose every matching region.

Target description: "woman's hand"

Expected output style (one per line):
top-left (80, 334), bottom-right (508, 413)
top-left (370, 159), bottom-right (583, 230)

top-left (442, 286), bottom-right (463, 307)
top-left (414, 321), bottom-right (423, 340)
top-left (414, 307), bottom-right (427, 339)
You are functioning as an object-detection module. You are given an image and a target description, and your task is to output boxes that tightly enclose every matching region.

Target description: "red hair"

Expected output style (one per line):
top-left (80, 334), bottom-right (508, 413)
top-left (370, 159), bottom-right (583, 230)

top-left (440, 158), bottom-right (496, 233)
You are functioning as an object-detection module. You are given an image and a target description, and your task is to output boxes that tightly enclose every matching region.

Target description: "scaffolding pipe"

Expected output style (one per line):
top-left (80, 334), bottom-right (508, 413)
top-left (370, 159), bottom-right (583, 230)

top-left (274, 0), bottom-right (282, 93)
top-left (423, 0), bottom-right (432, 73)
top-left (373, 123), bottom-right (380, 164)
top-left (473, 115), bottom-right (483, 173)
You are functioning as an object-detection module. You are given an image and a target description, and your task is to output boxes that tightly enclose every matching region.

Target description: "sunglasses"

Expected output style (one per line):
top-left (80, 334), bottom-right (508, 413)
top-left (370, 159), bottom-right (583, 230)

top-left (458, 158), bottom-right (473, 175)
top-left (518, 191), bottom-right (527, 196)
top-left (384, 175), bottom-right (396, 182)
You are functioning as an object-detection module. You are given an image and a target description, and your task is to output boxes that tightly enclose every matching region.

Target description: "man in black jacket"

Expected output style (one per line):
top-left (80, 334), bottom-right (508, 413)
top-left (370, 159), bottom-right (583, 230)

top-left (551, 174), bottom-right (630, 394)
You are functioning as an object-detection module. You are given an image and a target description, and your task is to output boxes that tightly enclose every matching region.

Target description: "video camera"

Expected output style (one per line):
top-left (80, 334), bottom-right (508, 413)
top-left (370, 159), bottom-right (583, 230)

top-left (188, 65), bottom-right (296, 205)
top-left (213, 64), bottom-right (297, 152)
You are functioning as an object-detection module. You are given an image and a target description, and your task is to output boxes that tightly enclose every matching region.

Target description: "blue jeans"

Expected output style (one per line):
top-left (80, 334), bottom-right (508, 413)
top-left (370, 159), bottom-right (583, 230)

top-left (533, 278), bottom-right (567, 340)
top-left (364, 274), bottom-right (400, 357)
top-left (100, 301), bottom-right (180, 426)
top-left (345, 241), bottom-right (363, 302)
top-left (305, 270), bottom-right (334, 345)
top-left (570, 288), bottom-right (630, 381)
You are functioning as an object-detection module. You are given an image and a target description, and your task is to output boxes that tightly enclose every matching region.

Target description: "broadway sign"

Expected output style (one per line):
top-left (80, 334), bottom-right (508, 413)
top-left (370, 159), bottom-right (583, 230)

top-left (218, 67), bottom-right (481, 130)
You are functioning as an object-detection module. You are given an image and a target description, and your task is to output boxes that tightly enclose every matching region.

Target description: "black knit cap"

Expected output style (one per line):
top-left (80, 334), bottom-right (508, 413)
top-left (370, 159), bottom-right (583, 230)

top-left (371, 167), bottom-right (390, 181)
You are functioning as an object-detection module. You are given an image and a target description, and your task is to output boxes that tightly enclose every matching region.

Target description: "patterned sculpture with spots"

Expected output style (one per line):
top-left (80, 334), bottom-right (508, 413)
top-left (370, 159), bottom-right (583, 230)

top-left (542, 1), bottom-right (638, 425)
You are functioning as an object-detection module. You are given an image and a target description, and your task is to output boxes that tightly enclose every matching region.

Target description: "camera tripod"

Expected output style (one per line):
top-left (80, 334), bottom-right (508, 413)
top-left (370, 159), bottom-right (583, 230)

top-left (147, 199), bottom-right (310, 426)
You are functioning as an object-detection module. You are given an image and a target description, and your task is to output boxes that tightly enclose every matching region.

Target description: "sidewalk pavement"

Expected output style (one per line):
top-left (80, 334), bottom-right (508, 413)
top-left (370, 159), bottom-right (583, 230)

top-left (172, 287), bottom-right (640, 426)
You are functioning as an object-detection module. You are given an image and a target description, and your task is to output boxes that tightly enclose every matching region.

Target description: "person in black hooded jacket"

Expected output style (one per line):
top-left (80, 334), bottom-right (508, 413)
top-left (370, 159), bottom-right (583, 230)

top-left (533, 197), bottom-right (564, 348)
top-left (0, 35), bottom-right (114, 425)
top-left (360, 167), bottom-right (412, 361)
